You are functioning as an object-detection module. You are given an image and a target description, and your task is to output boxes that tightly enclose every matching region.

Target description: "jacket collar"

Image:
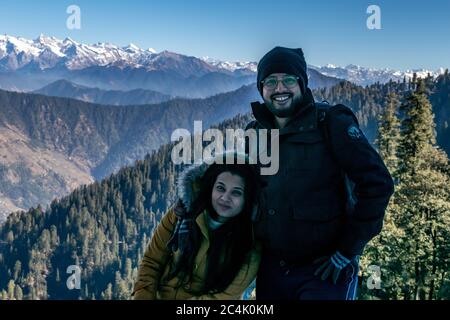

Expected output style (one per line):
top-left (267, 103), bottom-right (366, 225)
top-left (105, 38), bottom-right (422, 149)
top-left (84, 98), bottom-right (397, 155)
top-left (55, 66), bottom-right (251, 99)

top-left (250, 88), bottom-right (318, 135)
top-left (196, 210), bottom-right (209, 240)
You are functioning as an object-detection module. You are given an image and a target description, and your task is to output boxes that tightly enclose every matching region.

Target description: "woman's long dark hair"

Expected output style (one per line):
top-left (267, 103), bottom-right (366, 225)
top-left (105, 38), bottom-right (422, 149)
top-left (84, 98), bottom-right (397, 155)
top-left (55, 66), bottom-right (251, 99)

top-left (167, 162), bottom-right (261, 294)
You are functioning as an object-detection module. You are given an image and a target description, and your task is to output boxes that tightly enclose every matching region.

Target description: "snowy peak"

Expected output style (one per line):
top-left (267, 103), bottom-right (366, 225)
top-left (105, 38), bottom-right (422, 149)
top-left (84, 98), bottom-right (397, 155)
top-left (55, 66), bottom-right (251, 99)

top-left (0, 34), bottom-right (40, 56)
top-left (146, 51), bottom-right (219, 77)
top-left (123, 43), bottom-right (142, 54)
top-left (309, 64), bottom-right (447, 86)
top-left (0, 34), bottom-right (224, 76)
top-left (63, 37), bottom-right (78, 45)
top-left (202, 56), bottom-right (257, 73)
top-left (0, 34), bottom-right (163, 71)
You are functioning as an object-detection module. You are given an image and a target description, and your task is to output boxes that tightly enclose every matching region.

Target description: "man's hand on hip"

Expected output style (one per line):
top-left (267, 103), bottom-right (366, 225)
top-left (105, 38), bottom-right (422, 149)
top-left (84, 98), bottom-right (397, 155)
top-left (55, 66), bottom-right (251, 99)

top-left (313, 251), bottom-right (356, 285)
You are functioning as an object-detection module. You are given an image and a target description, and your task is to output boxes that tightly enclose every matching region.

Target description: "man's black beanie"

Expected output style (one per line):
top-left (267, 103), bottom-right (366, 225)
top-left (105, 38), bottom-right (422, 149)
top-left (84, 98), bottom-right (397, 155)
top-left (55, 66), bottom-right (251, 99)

top-left (256, 46), bottom-right (308, 95)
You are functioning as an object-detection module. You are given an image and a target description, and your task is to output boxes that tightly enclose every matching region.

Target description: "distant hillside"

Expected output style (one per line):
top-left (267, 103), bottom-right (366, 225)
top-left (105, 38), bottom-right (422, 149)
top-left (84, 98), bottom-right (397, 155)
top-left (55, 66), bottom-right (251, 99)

top-left (30, 69), bottom-right (341, 105)
top-left (308, 68), bottom-right (342, 89)
top-left (34, 80), bottom-right (172, 105)
top-left (0, 85), bottom-right (260, 219)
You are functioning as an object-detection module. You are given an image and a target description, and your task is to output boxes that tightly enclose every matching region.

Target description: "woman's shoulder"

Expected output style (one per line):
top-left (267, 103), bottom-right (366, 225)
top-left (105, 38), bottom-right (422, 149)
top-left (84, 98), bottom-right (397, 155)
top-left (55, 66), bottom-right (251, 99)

top-left (159, 206), bottom-right (179, 228)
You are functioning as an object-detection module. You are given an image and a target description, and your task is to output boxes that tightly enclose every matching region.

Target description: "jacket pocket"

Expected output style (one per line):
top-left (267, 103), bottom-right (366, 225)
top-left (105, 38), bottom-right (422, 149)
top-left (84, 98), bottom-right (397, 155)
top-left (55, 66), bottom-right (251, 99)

top-left (284, 131), bottom-right (323, 144)
top-left (290, 204), bottom-right (345, 255)
top-left (284, 134), bottom-right (327, 171)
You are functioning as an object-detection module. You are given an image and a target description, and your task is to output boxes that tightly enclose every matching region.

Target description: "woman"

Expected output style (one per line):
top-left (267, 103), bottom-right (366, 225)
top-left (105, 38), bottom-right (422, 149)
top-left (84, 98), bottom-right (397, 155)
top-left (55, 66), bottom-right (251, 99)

top-left (132, 152), bottom-right (262, 300)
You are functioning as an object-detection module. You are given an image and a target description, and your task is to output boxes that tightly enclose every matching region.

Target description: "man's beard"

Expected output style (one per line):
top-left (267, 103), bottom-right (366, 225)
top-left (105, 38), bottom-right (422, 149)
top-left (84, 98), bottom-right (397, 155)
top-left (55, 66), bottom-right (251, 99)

top-left (265, 93), bottom-right (304, 118)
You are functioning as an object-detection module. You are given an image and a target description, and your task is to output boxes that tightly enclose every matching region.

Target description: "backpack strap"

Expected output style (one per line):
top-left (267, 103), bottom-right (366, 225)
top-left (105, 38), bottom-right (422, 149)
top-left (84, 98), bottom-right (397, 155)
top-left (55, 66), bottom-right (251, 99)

top-left (316, 101), bottom-right (332, 148)
top-left (316, 101), bottom-right (360, 152)
top-left (315, 101), bottom-right (358, 215)
top-left (244, 120), bottom-right (259, 131)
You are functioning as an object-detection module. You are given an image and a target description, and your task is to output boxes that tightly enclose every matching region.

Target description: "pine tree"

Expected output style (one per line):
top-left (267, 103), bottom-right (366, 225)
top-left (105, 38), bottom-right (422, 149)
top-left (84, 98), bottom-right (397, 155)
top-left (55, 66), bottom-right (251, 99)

top-left (394, 80), bottom-right (450, 299)
top-left (113, 271), bottom-right (129, 300)
top-left (7, 280), bottom-right (15, 300)
top-left (397, 80), bottom-right (436, 176)
top-left (125, 258), bottom-right (132, 280)
top-left (101, 283), bottom-right (113, 300)
top-left (13, 260), bottom-right (22, 281)
top-left (14, 284), bottom-right (23, 300)
top-left (376, 91), bottom-right (401, 177)
top-left (361, 91), bottom-right (404, 300)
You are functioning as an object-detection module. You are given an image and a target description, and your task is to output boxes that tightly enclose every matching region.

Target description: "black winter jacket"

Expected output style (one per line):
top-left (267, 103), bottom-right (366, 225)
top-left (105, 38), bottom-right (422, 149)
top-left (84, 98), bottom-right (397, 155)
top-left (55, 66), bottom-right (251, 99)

top-left (246, 89), bottom-right (394, 263)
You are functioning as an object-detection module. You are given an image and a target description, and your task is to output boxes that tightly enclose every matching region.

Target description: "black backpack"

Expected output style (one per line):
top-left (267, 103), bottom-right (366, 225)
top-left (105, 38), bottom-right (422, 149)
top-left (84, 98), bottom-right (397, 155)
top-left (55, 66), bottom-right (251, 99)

top-left (316, 101), bottom-right (358, 215)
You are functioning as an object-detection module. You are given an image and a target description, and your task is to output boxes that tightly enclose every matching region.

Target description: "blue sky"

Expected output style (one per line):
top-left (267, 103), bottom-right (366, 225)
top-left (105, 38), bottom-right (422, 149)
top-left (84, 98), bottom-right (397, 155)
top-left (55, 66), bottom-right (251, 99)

top-left (1, 0), bottom-right (449, 70)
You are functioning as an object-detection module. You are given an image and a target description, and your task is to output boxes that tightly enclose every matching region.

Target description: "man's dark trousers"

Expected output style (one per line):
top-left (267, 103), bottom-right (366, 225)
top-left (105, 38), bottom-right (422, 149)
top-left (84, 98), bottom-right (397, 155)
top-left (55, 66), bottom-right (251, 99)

top-left (256, 254), bottom-right (359, 300)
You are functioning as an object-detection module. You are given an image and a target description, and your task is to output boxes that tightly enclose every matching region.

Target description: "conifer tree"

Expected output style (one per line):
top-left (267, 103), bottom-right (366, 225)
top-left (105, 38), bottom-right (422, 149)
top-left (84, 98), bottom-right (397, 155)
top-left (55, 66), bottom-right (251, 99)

top-left (14, 284), bottom-right (23, 300)
top-left (376, 91), bottom-right (402, 177)
top-left (361, 91), bottom-right (404, 300)
top-left (394, 80), bottom-right (450, 299)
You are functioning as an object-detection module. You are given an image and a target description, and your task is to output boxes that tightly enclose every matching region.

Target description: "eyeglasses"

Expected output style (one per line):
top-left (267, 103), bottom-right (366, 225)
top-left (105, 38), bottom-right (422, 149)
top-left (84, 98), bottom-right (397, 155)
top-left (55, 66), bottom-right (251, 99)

top-left (261, 75), bottom-right (299, 89)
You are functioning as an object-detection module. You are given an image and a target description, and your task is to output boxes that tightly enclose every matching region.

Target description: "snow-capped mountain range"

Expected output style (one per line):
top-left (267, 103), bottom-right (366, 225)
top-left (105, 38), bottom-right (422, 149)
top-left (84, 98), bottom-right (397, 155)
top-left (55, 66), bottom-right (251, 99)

top-left (203, 59), bottom-right (446, 87)
top-left (308, 64), bottom-right (447, 86)
top-left (0, 34), bottom-right (153, 70)
top-left (0, 34), bottom-right (260, 96)
top-left (0, 34), bottom-right (242, 75)
top-left (202, 56), bottom-right (257, 73)
top-left (0, 34), bottom-right (447, 87)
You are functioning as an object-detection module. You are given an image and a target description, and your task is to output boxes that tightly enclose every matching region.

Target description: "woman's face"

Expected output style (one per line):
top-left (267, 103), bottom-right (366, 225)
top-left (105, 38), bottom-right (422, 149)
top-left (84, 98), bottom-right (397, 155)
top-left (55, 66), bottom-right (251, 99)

top-left (211, 171), bottom-right (245, 218)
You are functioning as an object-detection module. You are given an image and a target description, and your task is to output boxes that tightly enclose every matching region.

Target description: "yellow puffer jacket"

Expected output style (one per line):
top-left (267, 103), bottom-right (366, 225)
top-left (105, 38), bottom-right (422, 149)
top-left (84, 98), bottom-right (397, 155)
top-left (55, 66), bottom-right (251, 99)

top-left (132, 207), bottom-right (261, 300)
top-left (132, 154), bottom-right (261, 300)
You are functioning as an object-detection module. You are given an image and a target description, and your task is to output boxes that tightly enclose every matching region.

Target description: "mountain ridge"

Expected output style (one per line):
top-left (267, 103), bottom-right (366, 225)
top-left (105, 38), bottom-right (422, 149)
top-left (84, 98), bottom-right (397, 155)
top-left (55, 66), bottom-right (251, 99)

top-left (34, 79), bottom-right (172, 105)
top-left (0, 85), bottom-right (261, 219)
top-left (2, 34), bottom-right (446, 94)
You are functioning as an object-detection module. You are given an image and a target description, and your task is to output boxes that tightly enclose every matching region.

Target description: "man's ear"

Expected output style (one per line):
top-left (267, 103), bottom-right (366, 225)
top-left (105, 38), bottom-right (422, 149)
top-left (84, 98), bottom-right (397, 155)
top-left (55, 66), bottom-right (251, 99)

top-left (297, 78), bottom-right (306, 95)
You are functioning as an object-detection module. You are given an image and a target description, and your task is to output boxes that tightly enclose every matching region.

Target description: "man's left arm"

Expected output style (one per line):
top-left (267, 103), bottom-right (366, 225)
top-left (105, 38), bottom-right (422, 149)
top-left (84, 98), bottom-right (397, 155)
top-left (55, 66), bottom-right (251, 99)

top-left (327, 106), bottom-right (395, 257)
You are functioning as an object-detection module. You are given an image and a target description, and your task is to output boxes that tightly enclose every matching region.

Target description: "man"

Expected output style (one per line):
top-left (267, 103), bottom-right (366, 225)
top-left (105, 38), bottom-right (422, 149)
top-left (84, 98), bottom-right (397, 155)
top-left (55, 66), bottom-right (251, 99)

top-left (246, 47), bottom-right (394, 300)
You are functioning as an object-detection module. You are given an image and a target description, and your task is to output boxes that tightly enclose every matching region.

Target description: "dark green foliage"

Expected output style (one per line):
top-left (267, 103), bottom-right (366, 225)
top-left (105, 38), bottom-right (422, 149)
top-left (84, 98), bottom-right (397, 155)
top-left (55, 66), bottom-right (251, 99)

top-left (359, 77), bottom-right (450, 300)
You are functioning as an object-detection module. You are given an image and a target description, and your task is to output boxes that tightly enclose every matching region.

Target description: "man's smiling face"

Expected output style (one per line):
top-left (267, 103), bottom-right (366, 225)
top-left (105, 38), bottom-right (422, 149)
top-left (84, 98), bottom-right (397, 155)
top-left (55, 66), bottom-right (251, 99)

top-left (262, 73), bottom-right (303, 118)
